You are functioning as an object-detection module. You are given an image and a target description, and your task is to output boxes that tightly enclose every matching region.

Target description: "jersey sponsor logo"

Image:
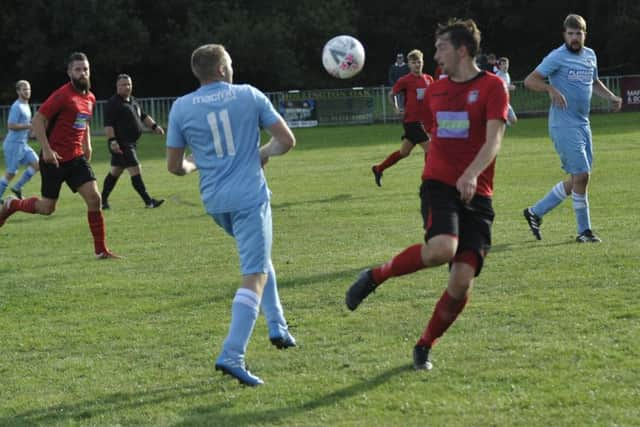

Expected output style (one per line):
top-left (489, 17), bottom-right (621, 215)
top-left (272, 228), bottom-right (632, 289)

top-left (567, 69), bottom-right (593, 82)
top-left (436, 111), bottom-right (470, 138)
top-left (416, 87), bottom-right (426, 100)
top-left (192, 88), bottom-right (238, 104)
top-left (467, 90), bottom-right (479, 104)
top-left (73, 113), bottom-right (90, 129)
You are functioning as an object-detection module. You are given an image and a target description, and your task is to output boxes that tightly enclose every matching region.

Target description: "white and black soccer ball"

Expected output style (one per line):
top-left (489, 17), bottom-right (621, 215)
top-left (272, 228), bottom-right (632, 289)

top-left (322, 35), bottom-right (365, 79)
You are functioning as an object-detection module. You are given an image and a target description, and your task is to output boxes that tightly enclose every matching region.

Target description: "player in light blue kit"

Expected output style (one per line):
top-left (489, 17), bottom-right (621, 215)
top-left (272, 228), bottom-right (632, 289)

top-left (166, 44), bottom-right (296, 386)
top-left (523, 14), bottom-right (622, 243)
top-left (0, 80), bottom-right (39, 203)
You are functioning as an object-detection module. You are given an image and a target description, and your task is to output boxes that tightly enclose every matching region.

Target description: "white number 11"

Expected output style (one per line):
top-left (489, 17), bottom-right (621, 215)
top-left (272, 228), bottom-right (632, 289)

top-left (207, 109), bottom-right (236, 158)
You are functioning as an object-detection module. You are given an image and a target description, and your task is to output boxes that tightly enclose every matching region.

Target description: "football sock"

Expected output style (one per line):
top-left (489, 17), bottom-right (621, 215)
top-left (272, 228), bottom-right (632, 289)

top-left (221, 288), bottom-right (261, 360)
top-left (131, 174), bottom-right (152, 204)
top-left (572, 191), bottom-right (591, 234)
top-left (102, 173), bottom-right (119, 202)
top-left (532, 181), bottom-right (567, 217)
top-left (0, 176), bottom-right (8, 198)
top-left (377, 150), bottom-right (403, 172)
top-left (13, 197), bottom-right (38, 213)
top-left (417, 290), bottom-right (468, 348)
top-left (13, 167), bottom-right (36, 190)
top-left (261, 261), bottom-right (288, 338)
top-left (371, 243), bottom-right (425, 285)
top-left (87, 210), bottom-right (107, 254)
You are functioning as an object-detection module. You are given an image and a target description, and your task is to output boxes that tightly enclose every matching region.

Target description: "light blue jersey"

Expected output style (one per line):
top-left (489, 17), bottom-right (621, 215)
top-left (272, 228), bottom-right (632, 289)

top-left (3, 100), bottom-right (31, 145)
top-left (167, 82), bottom-right (281, 214)
top-left (536, 44), bottom-right (598, 127)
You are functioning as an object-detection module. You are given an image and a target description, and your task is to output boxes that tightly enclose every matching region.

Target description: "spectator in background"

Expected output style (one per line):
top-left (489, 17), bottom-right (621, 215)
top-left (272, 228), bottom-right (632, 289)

top-left (487, 53), bottom-right (498, 73)
top-left (388, 53), bottom-right (410, 112)
top-left (495, 57), bottom-right (518, 125)
top-left (388, 52), bottom-right (410, 86)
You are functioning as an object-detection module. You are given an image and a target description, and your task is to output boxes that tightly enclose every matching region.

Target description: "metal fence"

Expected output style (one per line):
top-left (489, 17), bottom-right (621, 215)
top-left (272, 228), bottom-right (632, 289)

top-left (0, 76), bottom-right (624, 136)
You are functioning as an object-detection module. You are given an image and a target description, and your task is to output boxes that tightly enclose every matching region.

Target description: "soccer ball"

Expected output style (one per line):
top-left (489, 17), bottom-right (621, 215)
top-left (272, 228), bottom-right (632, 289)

top-left (322, 35), bottom-right (365, 79)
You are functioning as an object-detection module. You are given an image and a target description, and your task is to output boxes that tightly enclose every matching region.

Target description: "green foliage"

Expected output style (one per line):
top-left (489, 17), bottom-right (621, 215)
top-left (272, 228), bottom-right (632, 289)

top-left (2, 0), bottom-right (639, 102)
top-left (1, 114), bottom-right (639, 425)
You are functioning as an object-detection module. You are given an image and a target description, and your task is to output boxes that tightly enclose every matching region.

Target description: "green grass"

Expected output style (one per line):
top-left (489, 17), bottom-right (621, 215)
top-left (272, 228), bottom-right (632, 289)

top-left (1, 113), bottom-right (639, 426)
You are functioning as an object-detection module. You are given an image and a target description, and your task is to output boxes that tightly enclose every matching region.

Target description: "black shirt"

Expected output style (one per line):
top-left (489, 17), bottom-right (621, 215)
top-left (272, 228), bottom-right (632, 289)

top-left (104, 94), bottom-right (148, 146)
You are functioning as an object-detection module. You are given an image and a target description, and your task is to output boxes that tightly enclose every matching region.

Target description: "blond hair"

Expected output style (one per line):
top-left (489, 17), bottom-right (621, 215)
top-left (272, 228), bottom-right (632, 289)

top-left (15, 80), bottom-right (30, 91)
top-left (407, 49), bottom-right (424, 62)
top-left (191, 44), bottom-right (228, 82)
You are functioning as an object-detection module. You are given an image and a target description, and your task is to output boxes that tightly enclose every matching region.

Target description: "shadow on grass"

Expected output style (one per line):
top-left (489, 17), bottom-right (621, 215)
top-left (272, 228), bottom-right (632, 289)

top-left (1, 364), bottom-right (410, 426)
top-left (176, 364), bottom-right (412, 426)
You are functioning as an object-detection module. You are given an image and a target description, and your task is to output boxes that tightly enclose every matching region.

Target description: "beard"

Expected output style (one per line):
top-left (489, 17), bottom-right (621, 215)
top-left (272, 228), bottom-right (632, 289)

top-left (71, 76), bottom-right (91, 91)
top-left (565, 41), bottom-right (583, 53)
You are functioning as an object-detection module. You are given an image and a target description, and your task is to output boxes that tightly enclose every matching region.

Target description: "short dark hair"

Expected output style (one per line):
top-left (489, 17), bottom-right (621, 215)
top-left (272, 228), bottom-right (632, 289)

top-left (435, 18), bottom-right (482, 58)
top-left (67, 52), bottom-right (88, 67)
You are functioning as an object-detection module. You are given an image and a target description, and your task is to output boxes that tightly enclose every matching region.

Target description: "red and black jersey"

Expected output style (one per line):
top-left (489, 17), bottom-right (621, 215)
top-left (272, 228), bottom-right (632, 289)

top-left (422, 72), bottom-right (508, 197)
top-left (38, 82), bottom-right (96, 162)
top-left (392, 73), bottom-right (434, 123)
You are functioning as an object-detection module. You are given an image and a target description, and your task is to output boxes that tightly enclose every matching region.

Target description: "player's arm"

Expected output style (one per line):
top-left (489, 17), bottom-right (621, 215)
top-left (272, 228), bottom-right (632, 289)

top-left (8, 122), bottom-right (31, 131)
top-left (457, 119), bottom-right (505, 203)
top-left (593, 79), bottom-right (622, 111)
top-left (104, 125), bottom-right (123, 154)
top-left (524, 70), bottom-right (567, 109)
top-left (143, 115), bottom-right (165, 135)
top-left (32, 112), bottom-right (61, 167)
top-left (260, 118), bottom-right (296, 166)
top-left (167, 147), bottom-right (197, 176)
top-left (83, 124), bottom-right (92, 161)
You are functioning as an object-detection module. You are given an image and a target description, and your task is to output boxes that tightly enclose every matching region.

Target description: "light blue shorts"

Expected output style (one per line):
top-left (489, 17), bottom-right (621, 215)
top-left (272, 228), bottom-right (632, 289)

top-left (549, 125), bottom-right (593, 175)
top-left (3, 143), bottom-right (38, 174)
top-left (212, 200), bottom-right (272, 276)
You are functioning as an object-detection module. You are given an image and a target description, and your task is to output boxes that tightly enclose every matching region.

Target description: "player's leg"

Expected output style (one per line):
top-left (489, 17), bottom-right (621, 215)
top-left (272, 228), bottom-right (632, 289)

top-left (414, 260), bottom-right (474, 370)
top-left (0, 157), bottom-right (60, 227)
top-left (262, 250), bottom-right (296, 347)
top-left (415, 194), bottom-right (493, 370)
top-left (346, 180), bottom-right (458, 310)
top-left (11, 147), bottom-right (40, 199)
top-left (524, 128), bottom-right (575, 239)
top-left (101, 158), bottom-right (124, 209)
top-left (124, 147), bottom-right (163, 208)
top-left (0, 143), bottom-right (20, 200)
top-left (72, 157), bottom-right (118, 258)
top-left (213, 203), bottom-right (272, 385)
top-left (371, 122), bottom-right (424, 186)
top-left (571, 127), bottom-right (599, 242)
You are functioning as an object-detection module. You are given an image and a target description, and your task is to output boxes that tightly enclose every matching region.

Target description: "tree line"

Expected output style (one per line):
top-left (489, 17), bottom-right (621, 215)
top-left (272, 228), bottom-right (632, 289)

top-left (1, 0), bottom-right (638, 104)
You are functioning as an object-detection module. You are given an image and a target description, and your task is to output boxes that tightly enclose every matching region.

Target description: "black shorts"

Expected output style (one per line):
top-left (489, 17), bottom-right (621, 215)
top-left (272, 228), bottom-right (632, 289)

top-left (402, 122), bottom-right (429, 145)
top-left (110, 143), bottom-right (140, 168)
top-left (420, 179), bottom-right (494, 276)
top-left (40, 155), bottom-right (96, 199)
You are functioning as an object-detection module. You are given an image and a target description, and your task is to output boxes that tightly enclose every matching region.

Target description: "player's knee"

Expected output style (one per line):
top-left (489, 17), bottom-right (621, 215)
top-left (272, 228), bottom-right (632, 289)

top-left (39, 203), bottom-right (56, 215)
top-left (422, 240), bottom-right (456, 265)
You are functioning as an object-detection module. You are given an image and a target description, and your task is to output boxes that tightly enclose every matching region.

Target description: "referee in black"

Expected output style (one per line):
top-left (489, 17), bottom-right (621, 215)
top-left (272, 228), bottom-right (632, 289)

top-left (101, 74), bottom-right (164, 209)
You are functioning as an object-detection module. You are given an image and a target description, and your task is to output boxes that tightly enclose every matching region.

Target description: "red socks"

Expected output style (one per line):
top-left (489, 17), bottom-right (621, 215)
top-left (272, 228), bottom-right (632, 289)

top-left (376, 150), bottom-right (402, 172)
top-left (371, 244), bottom-right (425, 285)
top-left (87, 211), bottom-right (107, 254)
top-left (417, 290), bottom-right (468, 348)
top-left (11, 197), bottom-right (38, 214)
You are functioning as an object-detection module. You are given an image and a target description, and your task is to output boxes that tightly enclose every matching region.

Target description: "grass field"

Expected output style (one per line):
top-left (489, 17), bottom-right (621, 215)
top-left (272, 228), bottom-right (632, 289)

top-left (1, 113), bottom-right (639, 426)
